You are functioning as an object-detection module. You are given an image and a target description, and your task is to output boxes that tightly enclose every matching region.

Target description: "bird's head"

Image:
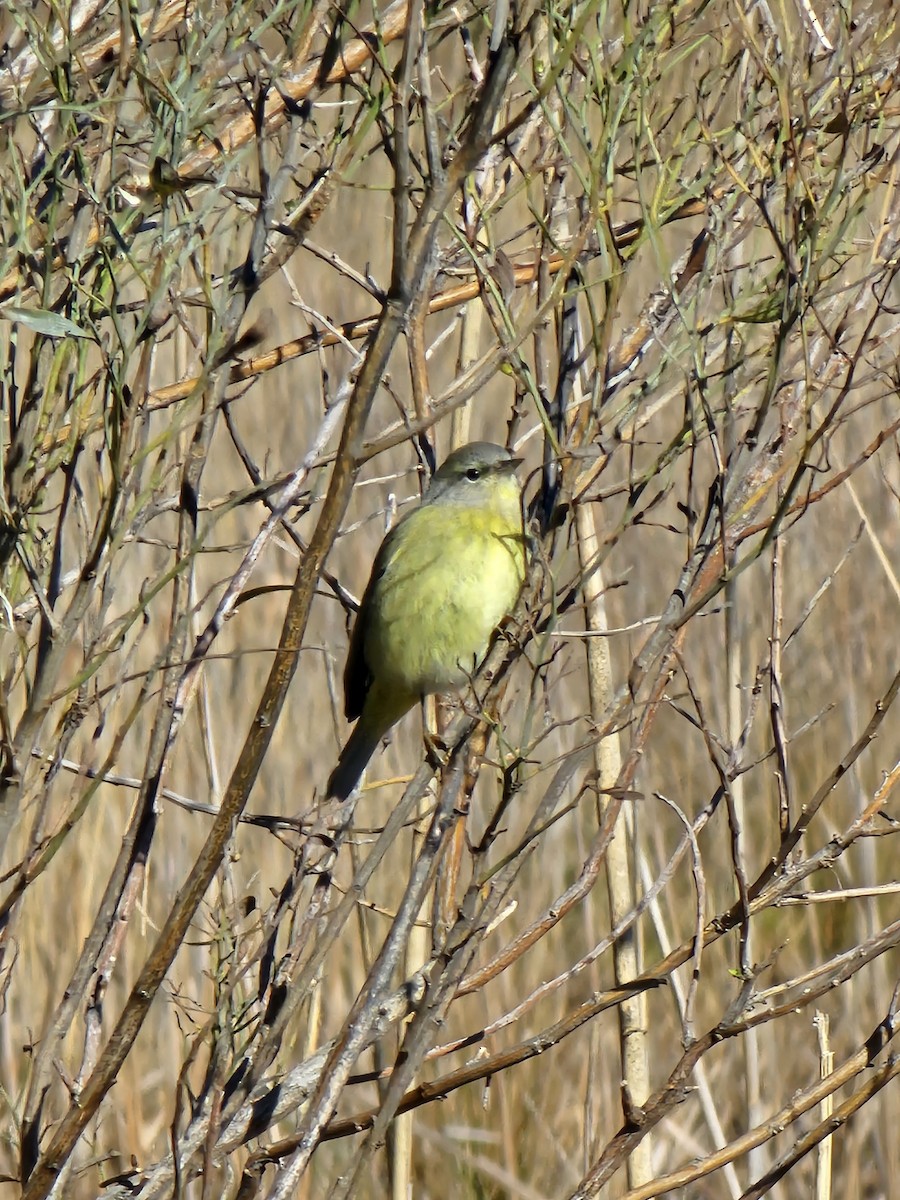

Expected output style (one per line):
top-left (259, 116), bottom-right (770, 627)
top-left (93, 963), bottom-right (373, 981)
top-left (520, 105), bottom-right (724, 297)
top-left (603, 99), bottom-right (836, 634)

top-left (425, 442), bottom-right (523, 509)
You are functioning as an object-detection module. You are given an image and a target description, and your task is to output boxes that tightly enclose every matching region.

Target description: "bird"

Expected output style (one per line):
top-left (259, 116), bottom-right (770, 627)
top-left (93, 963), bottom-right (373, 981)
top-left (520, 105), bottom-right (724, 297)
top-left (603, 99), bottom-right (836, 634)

top-left (326, 442), bottom-right (526, 801)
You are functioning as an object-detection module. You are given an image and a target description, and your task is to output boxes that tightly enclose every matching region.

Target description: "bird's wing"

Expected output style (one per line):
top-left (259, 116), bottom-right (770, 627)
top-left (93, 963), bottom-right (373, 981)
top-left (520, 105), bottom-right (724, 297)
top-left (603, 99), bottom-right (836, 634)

top-left (342, 600), bottom-right (370, 721)
top-left (342, 520), bottom-right (403, 721)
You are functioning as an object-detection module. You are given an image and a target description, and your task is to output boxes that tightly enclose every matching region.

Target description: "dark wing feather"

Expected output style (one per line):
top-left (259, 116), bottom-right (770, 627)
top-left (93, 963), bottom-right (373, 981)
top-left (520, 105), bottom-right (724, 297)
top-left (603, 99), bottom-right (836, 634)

top-left (343, 595), bottom-right (372, 721)
top-left (342, 523), bottom-right (400, 720)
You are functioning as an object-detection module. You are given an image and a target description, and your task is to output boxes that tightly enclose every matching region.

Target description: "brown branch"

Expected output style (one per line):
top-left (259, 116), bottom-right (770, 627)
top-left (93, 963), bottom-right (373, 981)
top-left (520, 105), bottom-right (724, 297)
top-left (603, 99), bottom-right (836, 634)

top-left (568, 919), bottom-right (900, 1199)
top-left (618, 995), bottom-right (900, 1200)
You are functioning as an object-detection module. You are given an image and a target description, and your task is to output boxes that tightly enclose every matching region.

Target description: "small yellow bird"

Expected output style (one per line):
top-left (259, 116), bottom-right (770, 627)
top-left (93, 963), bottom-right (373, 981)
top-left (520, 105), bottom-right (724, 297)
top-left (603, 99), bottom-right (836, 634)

top-left (327, 442), bottom-right (526, 800)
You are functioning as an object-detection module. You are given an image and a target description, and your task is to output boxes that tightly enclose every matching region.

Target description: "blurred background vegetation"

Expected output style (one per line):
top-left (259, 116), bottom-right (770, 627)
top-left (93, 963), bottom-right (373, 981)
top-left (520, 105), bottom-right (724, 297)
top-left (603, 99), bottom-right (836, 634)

top-left (0, 1), bottom-right (898, 1197)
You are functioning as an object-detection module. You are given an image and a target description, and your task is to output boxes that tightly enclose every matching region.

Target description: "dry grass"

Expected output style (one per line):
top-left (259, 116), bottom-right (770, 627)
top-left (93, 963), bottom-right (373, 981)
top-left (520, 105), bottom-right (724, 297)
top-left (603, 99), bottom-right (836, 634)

top-left (1, 1), bottom-right (899, 1198)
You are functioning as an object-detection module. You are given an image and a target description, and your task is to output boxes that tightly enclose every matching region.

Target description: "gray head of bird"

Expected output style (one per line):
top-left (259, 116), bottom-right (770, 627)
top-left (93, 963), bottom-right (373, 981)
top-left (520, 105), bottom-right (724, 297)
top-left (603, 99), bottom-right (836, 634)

top-left (424, 442), bottom-right (523, 507)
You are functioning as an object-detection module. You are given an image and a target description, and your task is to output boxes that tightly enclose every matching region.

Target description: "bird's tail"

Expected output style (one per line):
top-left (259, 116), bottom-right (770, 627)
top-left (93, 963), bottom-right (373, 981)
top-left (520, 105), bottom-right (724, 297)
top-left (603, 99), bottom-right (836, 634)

top-left (326, 718), bottom-right (383, 800)
top-left (326, 684), bottom-right (415, 801)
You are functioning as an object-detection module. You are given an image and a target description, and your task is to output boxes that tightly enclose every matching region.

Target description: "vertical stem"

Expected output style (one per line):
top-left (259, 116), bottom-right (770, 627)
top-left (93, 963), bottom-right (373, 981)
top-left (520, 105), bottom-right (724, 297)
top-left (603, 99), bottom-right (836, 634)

top-left (725, 546), bottom-right (766, 1190)
top-left (575, 497), bottom-right (651, 1189)
top-left (814, 1011), bottom-right (834, 1200)
top-left (392, 802), bottom-right (428, 1200)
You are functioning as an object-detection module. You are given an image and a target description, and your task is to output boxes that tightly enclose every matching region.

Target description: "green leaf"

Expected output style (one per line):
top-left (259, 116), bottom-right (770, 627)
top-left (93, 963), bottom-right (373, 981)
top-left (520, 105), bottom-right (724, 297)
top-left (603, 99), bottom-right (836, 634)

top-left (0, 305), bottom-right (92, 339)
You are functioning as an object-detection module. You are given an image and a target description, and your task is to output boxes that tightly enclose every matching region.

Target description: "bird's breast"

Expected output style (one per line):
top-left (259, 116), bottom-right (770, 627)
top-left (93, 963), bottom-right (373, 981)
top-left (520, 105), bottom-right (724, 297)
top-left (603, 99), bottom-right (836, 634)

top-left (364, 504), bottom-right (524, 696)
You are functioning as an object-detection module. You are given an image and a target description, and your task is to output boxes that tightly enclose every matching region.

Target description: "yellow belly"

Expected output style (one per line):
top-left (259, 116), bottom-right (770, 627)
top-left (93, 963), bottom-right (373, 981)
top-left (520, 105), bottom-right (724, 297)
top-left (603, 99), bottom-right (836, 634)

top-left (365, 502), bottom-right (524, 696)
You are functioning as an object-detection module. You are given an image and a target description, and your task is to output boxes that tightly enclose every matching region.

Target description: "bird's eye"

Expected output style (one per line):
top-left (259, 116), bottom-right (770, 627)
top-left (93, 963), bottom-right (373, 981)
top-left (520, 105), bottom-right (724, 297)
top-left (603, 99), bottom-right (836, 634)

top-left (465, 467), bottom-right (481, 481)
